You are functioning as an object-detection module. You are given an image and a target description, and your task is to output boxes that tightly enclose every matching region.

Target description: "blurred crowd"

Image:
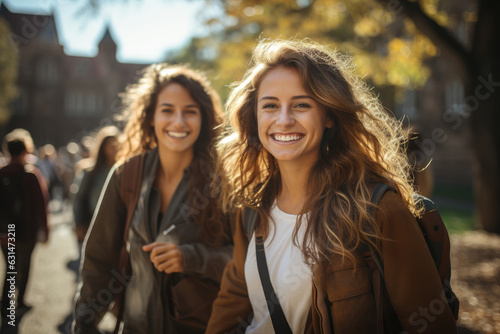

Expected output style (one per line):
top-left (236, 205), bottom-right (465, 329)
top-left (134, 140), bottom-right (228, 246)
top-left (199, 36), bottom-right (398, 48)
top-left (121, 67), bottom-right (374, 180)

top-left (0, 126), bottom-right (121, 214)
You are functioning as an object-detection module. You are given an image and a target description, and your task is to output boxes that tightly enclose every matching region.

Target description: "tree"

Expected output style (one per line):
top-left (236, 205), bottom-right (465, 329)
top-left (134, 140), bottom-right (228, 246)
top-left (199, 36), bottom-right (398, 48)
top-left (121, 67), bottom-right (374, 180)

top-left (171, 0), bottom-right (500, 233)
top-left (0, 18), bottom-right (18, 126)
top-left (374, 0), bottom-right (500, 233)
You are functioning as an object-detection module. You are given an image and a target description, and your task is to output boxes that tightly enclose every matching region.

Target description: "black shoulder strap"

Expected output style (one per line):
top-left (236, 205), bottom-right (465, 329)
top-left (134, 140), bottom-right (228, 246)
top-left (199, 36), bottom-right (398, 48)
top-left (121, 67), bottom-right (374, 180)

top-left (367, 183), bottom-right (390, 334)
top-left (243, 206), bottom-right (292, 333)
top-left (364, 183), bottom-right (390, 275)
top-left (369, 183), bottom-right (390, 215)
top-left (243, 206), bottom-right (259, 239)
top-left (255, 235), bottom-right (293, 334)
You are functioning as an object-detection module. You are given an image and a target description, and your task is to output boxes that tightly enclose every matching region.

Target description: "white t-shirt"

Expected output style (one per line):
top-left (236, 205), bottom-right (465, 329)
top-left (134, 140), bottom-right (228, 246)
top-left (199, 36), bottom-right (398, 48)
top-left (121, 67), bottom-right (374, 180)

top-left (244, 204), bottom-right (313, 333)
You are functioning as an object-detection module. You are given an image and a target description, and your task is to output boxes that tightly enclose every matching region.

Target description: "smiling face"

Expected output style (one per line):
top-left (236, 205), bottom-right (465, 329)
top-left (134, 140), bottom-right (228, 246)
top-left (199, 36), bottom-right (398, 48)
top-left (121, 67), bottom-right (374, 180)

top-left (256, 66), bottom-right (333, 167)
top-left (152, 83), bottom-right (202, 156)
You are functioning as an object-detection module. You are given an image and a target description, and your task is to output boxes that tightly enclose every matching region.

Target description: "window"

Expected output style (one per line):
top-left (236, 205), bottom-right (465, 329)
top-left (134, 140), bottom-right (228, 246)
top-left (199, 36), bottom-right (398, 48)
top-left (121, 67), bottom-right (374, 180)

top-left (445, 80), bottom-right (466, 116)
top-left (36, 59), bottom-right (58, 85)
top-left (65, 91), bottom-right (102, 116)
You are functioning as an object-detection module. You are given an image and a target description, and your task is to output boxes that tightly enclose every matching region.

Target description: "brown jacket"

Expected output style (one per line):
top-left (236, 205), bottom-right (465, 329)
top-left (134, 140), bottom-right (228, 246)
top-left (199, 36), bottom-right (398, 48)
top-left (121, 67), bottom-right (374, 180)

top-left (206, 191), bottom-right (457, 334)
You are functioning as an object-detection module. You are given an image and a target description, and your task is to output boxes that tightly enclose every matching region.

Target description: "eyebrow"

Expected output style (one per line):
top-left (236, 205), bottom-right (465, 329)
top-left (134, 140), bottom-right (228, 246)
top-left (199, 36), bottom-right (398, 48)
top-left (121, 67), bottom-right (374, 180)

top-left (160, 103), bottom-right (200, 108)
top-left (258, 95), bottom-right (314, 102)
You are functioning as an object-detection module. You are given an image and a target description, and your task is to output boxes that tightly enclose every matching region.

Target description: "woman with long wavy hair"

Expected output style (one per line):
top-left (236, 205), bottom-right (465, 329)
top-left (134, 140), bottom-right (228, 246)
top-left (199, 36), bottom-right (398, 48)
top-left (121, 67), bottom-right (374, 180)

top-left (207, 39), bottom-right (457, 333)
top-left (73, 64), bottom-right (233, 334)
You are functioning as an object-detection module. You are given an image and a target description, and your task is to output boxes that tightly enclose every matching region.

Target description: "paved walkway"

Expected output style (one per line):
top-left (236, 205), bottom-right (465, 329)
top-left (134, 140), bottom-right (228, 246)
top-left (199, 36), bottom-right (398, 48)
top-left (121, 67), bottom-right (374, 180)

top-left (0, 201), bottom-right (115, 334)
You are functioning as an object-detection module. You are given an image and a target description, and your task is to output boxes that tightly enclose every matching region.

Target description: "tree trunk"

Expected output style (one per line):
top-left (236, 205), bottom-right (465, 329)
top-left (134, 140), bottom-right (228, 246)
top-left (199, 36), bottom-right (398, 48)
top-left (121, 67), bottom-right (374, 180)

top-left (470, 0), bottom-right (500, 234)
top-left (390, 0), bottom-right (500, 234)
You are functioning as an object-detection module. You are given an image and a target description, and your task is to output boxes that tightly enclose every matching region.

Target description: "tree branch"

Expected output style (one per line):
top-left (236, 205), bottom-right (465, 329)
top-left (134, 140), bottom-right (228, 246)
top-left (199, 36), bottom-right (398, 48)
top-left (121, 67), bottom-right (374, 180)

top-left (377, 0), bottom-right (478, 82)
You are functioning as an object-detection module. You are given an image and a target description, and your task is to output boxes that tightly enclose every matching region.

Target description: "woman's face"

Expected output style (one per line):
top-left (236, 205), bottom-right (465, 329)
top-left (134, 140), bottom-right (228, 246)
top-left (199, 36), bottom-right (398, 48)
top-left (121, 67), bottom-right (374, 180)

top-left (104, 137), bottom-right (119, 164)
top-left (152, 83), bottom-right (202, 155)
top-left (256, 66), bottom-right (333, 166)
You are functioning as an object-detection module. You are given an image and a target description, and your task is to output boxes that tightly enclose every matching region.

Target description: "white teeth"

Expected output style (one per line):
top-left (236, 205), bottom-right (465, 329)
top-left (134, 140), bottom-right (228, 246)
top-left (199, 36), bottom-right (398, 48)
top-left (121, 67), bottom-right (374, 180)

top-left (273, 134), bottom-right (304, 142)
top-left (167, 131), bottom-right (188, 138)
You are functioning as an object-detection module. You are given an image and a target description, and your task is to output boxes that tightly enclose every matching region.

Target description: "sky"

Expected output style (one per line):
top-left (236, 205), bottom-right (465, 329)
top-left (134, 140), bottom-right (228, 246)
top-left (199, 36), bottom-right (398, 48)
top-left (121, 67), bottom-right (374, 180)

top-left (3, 0), bottom-right (214, 63)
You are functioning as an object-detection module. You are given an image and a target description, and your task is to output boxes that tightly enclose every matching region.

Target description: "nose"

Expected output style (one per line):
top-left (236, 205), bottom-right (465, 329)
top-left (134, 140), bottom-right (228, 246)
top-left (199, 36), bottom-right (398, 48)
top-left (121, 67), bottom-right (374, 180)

top-left (276, 105), bottom-right (295, 127)
top-left (172, 110), bottom-right (186, 127)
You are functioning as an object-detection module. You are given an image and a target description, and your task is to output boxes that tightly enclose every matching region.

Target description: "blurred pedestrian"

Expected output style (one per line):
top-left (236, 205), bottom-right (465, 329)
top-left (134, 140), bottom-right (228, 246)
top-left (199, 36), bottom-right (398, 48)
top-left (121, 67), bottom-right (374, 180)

top-left (73, 64), bottom-right (233, 334)
top-left (0, 129), bottom-right (49, 319)
top-left (37, 144), bottom-right (62, 200)
top-left (72, 126), bottom-right (120, 244)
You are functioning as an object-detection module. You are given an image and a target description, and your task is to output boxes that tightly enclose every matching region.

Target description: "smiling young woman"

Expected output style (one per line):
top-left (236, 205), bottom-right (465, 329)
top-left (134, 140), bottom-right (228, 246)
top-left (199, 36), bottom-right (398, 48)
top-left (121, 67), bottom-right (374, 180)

top-left (206, 39), bottom-right (457, 333)
top-left (73, 64), bottom-right (233, 334)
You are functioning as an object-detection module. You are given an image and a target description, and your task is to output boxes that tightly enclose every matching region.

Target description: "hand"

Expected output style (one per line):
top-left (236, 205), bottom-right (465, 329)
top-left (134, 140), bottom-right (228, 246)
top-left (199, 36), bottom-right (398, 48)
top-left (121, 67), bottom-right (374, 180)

top-left (142, 242), bottom-right (184, 274)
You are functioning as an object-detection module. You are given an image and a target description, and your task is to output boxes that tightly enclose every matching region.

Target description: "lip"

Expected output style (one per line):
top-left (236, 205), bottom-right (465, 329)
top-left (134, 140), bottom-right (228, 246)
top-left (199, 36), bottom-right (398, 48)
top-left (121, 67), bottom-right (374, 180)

top-left (270, 133), bottom-right (305, 143)
top-left (166, 131), bottom-right (189, 138)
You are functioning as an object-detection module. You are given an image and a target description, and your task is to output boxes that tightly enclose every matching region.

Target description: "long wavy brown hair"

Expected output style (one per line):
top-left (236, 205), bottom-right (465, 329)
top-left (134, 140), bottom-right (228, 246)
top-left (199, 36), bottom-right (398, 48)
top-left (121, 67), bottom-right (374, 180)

top-left (118, 64), bottom-right (229, 247)
top-left (216, 39), bottom-right (421, 265)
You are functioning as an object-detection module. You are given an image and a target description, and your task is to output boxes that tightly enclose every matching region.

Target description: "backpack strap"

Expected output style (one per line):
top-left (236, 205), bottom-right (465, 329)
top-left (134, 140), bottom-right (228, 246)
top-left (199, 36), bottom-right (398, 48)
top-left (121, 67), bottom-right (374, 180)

top-left (365, 183), bottom-right (390, 334)
top-left (243, 206), bottom-right (259, 239)
top-left (255, 234), bottom-right (293, 334)
top-left (242, 206), bottom-right (292, 333)
top-left (113, 153), bottom-right (144, 334)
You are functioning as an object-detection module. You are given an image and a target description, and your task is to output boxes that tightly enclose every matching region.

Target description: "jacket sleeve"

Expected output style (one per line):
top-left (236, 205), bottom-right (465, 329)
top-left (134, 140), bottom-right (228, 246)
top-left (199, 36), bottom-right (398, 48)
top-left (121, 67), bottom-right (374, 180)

top-left (205, 210), bottom-right (253, 334)
top-left (73, 165), bottom-right (127, 332)
top-left (178, 242), bottom-right (233, 283)
top-left (379, 192), bottom-right (457, 333)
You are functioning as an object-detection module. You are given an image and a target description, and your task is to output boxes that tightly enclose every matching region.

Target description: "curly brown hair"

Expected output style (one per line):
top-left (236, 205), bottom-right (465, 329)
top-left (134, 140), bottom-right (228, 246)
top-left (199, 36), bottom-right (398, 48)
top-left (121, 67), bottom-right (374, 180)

top-left (118, 64), bottom-right (229, 247)
top-left (217, 39), bottom-right (421, 265)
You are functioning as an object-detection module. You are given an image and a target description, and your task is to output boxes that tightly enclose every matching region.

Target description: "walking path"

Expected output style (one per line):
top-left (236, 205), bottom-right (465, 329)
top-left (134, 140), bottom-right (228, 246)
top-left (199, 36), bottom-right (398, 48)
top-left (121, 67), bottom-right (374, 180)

top-left (0, 200), bottom-right (497, 334)
top-left (0, 201), bottom-right (114, 334)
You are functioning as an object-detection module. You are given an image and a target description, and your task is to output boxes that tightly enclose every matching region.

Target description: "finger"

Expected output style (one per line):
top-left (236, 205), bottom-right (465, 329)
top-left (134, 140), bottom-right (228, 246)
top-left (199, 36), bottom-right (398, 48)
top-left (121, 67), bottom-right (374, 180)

top-left (151, 250), bottom-right (176, 267)
top-left (151, 242), bottom-right (179, 258)
top-left (143, 241), bottom-right (176, 254)
top-left (142, 241), bottom-right (165, 251)
top-left (152, 249), bottom-right (182, 270)
top-left (157, 256), bottom-right (184, 273)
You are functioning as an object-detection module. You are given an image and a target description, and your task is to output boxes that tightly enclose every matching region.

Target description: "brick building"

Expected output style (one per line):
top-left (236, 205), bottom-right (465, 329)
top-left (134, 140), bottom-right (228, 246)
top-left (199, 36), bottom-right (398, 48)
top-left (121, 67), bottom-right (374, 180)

top-left (0, 3), bottom-right (148, 148)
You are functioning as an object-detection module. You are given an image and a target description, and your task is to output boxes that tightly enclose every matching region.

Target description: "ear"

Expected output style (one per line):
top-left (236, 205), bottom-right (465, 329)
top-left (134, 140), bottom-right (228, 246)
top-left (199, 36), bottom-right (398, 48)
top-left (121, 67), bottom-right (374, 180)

top-left (326, 117), bottom-right (334, 129)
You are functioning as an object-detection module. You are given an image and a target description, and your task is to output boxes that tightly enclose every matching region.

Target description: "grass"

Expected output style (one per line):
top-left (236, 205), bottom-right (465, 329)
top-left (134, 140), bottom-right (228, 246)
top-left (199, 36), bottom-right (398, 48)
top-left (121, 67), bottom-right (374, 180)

top-left (430, 183), bottom-right (476, 234)
top-left (438, 207), bottom-right (476, 235)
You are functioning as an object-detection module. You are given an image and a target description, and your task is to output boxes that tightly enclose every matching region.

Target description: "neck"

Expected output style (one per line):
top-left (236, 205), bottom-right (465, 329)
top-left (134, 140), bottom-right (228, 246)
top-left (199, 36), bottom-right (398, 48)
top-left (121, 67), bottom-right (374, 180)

top-left (11, 155), bottom-right (25, 165)
top-left (157, 148), bottom-right (193, 180)
top-left (276, 160), bottom-right (315, 215)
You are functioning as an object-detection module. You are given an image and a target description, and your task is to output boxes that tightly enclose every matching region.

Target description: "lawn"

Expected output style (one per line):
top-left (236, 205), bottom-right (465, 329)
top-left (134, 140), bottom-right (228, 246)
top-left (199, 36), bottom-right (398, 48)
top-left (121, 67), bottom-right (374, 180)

top-left (438, 207), bottom-right (476, 234)
top-left (432, 184), bottom-right (476, 234)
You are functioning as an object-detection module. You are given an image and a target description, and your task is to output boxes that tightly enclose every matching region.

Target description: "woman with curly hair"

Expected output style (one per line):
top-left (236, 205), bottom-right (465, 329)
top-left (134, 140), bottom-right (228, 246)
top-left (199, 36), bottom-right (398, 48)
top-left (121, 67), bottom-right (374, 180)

top-left (73, 64), bottom-right (233, 334)
top-left (206, 39), bottom-right (457, 333)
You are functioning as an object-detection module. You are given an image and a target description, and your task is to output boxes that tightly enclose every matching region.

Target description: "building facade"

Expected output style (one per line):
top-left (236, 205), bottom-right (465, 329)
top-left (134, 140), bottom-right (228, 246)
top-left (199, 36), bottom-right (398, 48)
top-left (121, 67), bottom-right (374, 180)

top-left (0, 3), bottom-right (148, 148)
